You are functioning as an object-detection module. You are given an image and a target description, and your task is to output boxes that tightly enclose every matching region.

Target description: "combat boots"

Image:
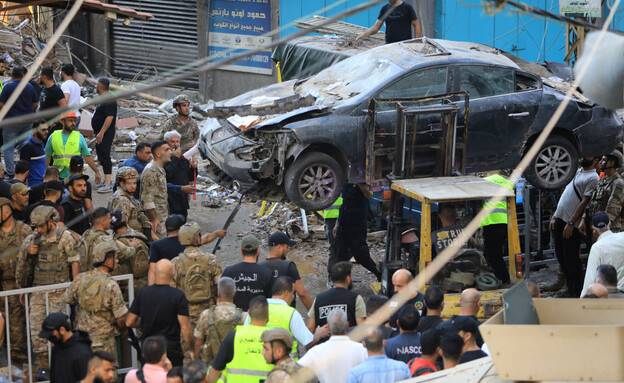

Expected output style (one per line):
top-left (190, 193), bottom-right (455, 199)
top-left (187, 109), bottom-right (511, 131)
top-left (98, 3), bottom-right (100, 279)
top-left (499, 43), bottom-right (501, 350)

top-left (543, 271), bottom-right (566, 292)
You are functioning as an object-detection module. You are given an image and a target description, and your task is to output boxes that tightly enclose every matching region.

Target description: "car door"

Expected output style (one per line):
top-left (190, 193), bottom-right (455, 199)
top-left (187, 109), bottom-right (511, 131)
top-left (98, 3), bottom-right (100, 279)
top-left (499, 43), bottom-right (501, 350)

top-left (372, 66), bottom-right (451, 176)
top-left (451, 64), bottom-right (543, 171)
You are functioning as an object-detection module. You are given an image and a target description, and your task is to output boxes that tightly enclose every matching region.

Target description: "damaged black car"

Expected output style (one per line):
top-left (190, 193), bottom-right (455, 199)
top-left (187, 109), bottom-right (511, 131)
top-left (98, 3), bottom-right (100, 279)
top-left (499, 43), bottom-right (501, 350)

top-left (198, 38), bottom-right (623, 211)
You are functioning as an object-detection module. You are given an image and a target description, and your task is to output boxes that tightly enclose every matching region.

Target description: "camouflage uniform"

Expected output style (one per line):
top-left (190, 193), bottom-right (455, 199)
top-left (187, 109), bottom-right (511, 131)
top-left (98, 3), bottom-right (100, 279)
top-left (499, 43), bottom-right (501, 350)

top-left (16, 226), bottom-right (80, 356)
top-left (587, 173), bottom-right (624, 232)
top-left (266, 358), bottom-right (301, 383)
top-left (162, 115), bottom-right (199, 150)
top-left (109, 188), bottom-right (150, 234)
top-left (194, 302), bottom-right (246, 364)
top-left (140, 161), bottom-right (169, 239)
top-left (81, 228), bottom-right (136, 274)
top-left (0, 218), bottom-right (31, 361)
top-left (114, 228), bottom-right (150, 291)
top-left (171, 245), bottom-right (222, 360)
top-left (64, 267), bottom-right (127, 354)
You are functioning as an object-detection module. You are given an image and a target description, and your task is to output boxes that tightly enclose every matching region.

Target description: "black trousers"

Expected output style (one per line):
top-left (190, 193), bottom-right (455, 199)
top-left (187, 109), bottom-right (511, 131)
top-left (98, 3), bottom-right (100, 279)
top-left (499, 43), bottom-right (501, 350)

top-left (95, 129), bottom-right (115, 175)
top-left (482, 223), bottom-right (510, 284)
top-left (330, 224), bottom-right (380, 279)
top-left (325, 218), bottom-right (337, 274)
top-left (553, 217), bottom-right (583, 296)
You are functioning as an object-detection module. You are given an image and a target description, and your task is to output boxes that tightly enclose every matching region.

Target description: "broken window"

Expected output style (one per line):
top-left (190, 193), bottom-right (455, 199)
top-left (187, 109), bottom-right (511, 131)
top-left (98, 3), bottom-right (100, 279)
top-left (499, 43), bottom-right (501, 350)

top-left (377, 66), bottom-right (448, 100)
top-left (458, 66), bottom-right (514, 99)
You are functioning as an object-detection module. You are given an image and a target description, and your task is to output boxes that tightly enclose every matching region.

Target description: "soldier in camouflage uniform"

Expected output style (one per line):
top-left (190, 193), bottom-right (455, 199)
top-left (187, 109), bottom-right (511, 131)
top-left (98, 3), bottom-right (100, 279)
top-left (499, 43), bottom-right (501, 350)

top-left (162, 95), bottom-right (199, 151)
top-left (582, 150), bottom-right (624, 234)
top-left (194, 276), bottom-right (246, 364)
top-left (141, 141), bottom-right (172, 239)
top-left (81, 207), bottom-right (139, 275)
top-left (261, 328), bottom-right (301, 383)
top-left (110, 210), bottom-right (150, 292)
top-left (109, 166), bottom-right (153, 240)
top-left (64, 241), bottom-right (128, 368)
top-left (16, 205), bottom-right (81, 371)
top-left (172, 222), bottom-right (222, 360)
top-left (0, 198), bottom-right (31, 362)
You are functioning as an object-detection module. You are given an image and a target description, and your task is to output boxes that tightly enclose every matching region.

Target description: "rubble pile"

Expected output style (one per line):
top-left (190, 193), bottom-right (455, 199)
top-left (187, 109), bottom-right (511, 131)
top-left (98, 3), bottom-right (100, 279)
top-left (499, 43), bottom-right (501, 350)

top-left (0, 19), bottom-right (62, 68)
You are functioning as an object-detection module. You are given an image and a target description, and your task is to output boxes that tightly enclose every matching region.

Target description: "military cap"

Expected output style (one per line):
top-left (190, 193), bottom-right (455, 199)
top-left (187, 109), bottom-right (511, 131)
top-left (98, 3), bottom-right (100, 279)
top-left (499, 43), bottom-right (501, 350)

top-left (0, 197), bottom-right (14, 209)
top-left (261, 328), bottom-right (293, 349)
top-left (10, 183), bottom-right (30, 196)
top-left (93, 240), bottom-right (119, 265)
top-left (241, 235), bottom-right (260, 252)
top-left (110, 210), bottom-right (128, 230)
top-left (172, 94), bottom-right (191, 107)
top-left (116, 166), bottom-right (139, 183)
top-left (30, 205), bottom-right (60, 225)
top-left (178, 222), bottom-right (201, 245)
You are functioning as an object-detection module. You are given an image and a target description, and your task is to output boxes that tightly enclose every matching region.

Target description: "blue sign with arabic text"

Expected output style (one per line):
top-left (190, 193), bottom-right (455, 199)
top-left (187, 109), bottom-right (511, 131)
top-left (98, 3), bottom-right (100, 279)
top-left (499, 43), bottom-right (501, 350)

top-left (208, 0), bottom-right (272, 75)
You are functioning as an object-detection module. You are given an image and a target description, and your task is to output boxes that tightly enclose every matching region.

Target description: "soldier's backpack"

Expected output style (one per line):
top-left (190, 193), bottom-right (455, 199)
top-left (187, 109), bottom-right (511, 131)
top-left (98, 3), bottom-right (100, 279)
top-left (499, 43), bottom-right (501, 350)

top-left (181, 255), bottom-right (214, 304)
top-left (79, 273), bottom-right (109, 316)
top-left (206, 307), bottom-right (243, 357)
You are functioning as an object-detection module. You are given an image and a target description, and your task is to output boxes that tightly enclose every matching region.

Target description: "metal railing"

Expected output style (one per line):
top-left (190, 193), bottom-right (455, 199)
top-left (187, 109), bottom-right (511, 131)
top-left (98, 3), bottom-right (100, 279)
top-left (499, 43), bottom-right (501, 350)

top-left (0, 274), bottom-right (136, 382)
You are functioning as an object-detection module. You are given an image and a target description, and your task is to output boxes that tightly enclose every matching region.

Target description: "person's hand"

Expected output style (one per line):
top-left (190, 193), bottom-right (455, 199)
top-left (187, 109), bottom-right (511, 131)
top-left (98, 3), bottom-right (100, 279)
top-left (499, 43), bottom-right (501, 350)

top-left (578, 219), bottom-right (587, 235)
top-left (215, 230), bottom-right (227, 239)
top-left (95, 172), bottom-right (102, 185)
top-left (188, 351), bottom-right (195, 360)
top-left (128, 239), bottom-right (141, 249)
top-left (27, 244), bottom-right (39, 255)
top-left (96, 133), bottom-right (103, 145)
top-left (563, 223), bottom-right (574, 239)
top-left (152, 220), bottom-right (161, 236)
top-left (356, 33), bottom-right (364, 41)
top-left (549, 218), bottom-right (555, 232)
top-left (190, 157), bottom-right (198, 168)
top-left (19, 294), bottom-right (25, 306)
top-left (332, 224), bottom-right (338, 237)
top-left (181, 185), bottom-right (197, 194)
top-left (313, 324), bottom-right (330, 341)
top-left (172, 146), bottom-right (182, 158)
top-left (163, 358), bottom-right (172, 372)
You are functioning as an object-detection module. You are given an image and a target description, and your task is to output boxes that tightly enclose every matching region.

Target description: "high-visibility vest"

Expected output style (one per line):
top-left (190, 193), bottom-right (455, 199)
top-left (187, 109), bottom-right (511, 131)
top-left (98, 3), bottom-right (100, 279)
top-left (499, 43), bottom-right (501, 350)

top-left (225, 325), bottom-right (273, 383)
top-left (267, 302), bottom-right (299, 359)
top-left (480, 174), bottom-right (514, 227)
top-left (323, 197), bottom-right (342, 219)
top-left (50, 130), bottom-right (80, 173)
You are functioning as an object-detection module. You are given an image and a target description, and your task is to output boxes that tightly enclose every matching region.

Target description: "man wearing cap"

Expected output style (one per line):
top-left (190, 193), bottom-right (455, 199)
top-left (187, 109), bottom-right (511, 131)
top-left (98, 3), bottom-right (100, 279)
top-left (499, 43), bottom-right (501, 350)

top-left (109, 166), bottom-right (153, 239)
top-left (28, 166), bottom-right (60, 204)
top-left (0, 65), bottom-right (39, 179)
top-left (261, 328), bottom-right (301, 383)
top-left (9, 182), bottom-right (30, 222)
top-left (45, 110), bottom-right (101, 183)
top-left (207, 296), bottom-right (273, 383)
top-left (172, 222), bottom-right (223, 360)
top-left (81, 207), bottom-right (139, 274)
top-left (17, 205), bottom-right (81, 372)
top-left (0, 197), bottom-right (31, 363)
top-left (20, 121), bottom-right (49, 187)
top-left (38, 312), bottom-right (92, 383)
top-left (61, 173), bottom-right (91, 234)
top-left (65, 240), bottom-right (129, 359)
top-left (141, 141), bottom-right (173, 239)
top-left (24, 179), bottom-right (65, 224)
top-left (222, 235), bottom-right (274, 311)
top-left (111, 209), bottom-right (150, 291)
top-left (162, 95), bottom-right (199, 151)
top-left (260, 232), bottom-right (313, 310)
top-left (581, 151), bottom-right (624, 234)
top-left (580, 211), bottom-right (624, 296)
top-left (436, 288), bottom-right (483, 347)
top-left (148, 214), bottom-right (187, 285)
top-left (454, 316), bottom-right (487, 363)
top-left (68, 155), bottom-right (94, 211)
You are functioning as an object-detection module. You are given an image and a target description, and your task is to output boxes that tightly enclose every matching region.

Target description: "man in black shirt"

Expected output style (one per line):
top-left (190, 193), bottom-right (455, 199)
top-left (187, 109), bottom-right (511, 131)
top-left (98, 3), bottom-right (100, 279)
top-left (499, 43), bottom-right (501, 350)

top-left (39, 67), bottom-right (67, 135)
top-left (331, 183), bottom-right (381, 281)
top-left (24, 180), bottom-right (65, 224)
top-left (454, 316), bottom-right (487, 364)
top-left (126, 259), bottom-right (193, 366)
top-left (260, 231), bottom-right (313, 310)
top-left (9, 183), bottom-right (30, 222)
top-left (29, 167), bottom-right (60, 204)
top-left (436, 288), bottom-right (483, 347)
top-left (61, 174), bottom-right (90, 234)
top-left (148, 214), bottom-right (186, 285)
top-left (418, 285), bottom-right (444, 333)
top-left (92, 78), bottom-right (117, 193)
top-left (163, 131), bottom-right (194, 217)
top-left (222, 235), bottom-right (273, 311)
top-left (68, 156), bottom-right (94, 211)
top-left (389, 269), bottom-right (426, 329)
top-left (357, 0), bottom-right (420, 44)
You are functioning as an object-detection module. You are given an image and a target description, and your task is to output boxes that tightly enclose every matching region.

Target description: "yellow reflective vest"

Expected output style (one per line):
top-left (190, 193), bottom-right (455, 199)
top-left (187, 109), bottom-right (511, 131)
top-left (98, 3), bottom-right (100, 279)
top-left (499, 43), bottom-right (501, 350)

top-left (224, 325), bottom-right (273, 383)
top-left (50, 130), bottom-right (80, 174)
top-left (323, 197), bottom-right (342, 219)
top-left (267, 302), bottom-right (299, 359)
top-left (480, 174), bottom-right (514, 227)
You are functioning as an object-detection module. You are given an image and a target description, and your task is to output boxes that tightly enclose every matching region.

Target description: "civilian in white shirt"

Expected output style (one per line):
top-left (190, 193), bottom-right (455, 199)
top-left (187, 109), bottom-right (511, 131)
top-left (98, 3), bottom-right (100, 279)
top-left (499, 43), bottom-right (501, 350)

top-left (60, 63), bottom-right (81, 124)
top-left (580, 211), bottom-right (624, 296)
top-left (298, 309), bottom-right (367, 383)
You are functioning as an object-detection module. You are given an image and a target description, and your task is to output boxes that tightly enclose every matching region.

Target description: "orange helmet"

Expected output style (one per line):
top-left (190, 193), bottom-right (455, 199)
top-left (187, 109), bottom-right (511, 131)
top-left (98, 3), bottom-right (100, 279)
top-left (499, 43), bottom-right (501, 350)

top-left (60, 111), bottom-right (77, 119)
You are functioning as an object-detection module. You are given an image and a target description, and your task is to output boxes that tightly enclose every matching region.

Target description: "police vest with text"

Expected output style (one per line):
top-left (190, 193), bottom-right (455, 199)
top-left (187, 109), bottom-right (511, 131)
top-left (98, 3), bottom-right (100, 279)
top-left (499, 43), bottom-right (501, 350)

top-left (314, 287), bottom-right (358, 328)
top-left (480, 174), bottom-right (514, 227)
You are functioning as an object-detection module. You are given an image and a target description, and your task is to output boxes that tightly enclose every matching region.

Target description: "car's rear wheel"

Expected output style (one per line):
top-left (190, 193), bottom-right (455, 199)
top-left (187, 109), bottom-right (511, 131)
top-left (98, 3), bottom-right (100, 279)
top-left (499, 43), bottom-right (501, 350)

top-left (284, 152), bottom-right (344, 211)
top-left (524, 135), bottom-right (578, 190)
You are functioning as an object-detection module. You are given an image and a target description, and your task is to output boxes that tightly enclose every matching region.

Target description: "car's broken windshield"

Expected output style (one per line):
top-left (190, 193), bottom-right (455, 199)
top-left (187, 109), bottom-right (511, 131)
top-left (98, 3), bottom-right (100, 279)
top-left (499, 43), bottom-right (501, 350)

top-left (295, 50), bottom-right (404, 106)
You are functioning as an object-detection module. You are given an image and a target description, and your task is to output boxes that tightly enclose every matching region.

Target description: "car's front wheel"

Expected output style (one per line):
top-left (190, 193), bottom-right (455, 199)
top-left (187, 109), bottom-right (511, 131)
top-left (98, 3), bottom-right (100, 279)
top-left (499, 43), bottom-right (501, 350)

top-left (524, 135), bottom-right (579, 190)
top-left (284, 152), bottom-right (345, 211)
